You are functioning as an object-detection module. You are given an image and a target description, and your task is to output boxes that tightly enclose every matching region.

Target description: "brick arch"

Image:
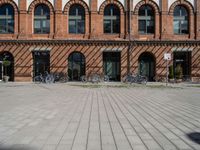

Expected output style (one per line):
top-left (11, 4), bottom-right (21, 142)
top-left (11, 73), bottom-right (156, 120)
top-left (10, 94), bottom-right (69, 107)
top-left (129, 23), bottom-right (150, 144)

top-left (134, 0), bottom-right (160, 15)
top-left (63, 0), bottom-right (89, 15)
top-left (169, 0), bottom-right (194, 15)
top-left (0, 0), bottom-right (19, 13)
top-left (28, 0), bottom-right (54, 15)
top-left (99, 0), bottom-right (125, 15)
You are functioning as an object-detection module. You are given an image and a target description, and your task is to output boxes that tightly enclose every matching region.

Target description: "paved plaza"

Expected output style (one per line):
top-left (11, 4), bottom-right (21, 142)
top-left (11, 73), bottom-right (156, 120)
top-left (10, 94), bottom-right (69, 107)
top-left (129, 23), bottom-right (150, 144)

top-left (0, 82), bottom-right (200, 150)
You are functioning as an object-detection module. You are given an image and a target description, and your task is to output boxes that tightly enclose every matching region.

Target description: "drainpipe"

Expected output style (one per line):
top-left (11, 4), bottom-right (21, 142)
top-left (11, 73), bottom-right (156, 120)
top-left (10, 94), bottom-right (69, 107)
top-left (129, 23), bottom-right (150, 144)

top-left (127, 0), bottom-right (131, 74)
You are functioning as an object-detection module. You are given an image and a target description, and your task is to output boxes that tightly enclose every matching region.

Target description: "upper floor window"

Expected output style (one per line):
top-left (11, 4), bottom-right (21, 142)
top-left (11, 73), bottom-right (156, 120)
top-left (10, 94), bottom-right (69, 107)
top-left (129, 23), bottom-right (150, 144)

top-left (34, 4), bottom-right (50, 34)
top-left (173, 5), bottom-right (189, 34)
top-left (138, 5), bottom-right (154, 34)
top-left (0, 4), bottom-right (14, 33)
top-left (104, 4), bottom-right (120, 34)
top-left (69, 4), bottom-right (85, 34)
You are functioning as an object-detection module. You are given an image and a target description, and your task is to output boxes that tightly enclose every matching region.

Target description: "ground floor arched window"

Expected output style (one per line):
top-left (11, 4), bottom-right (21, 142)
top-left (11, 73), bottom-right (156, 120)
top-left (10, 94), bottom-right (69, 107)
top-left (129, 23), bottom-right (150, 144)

top-left (0, 52), bottom-right (14, 81)
top-left (68, 52), bottom-right (85, 81)
top-left (138, 52), bottom-right (155, 81)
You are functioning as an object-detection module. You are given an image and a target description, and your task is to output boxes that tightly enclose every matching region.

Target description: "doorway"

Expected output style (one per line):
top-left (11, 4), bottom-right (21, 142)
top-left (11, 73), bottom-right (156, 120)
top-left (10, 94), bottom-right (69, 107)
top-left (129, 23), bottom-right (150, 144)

top-left (103, 52), bottom-right (121, 81)
top-left (68, 52), bottom-right (86, 81)
top-left (138, 52), bottom-right (155, 81)
top-left (173, 51), bottom-right (191, 80)
top-left (33, 51), bottom-right (50, 78)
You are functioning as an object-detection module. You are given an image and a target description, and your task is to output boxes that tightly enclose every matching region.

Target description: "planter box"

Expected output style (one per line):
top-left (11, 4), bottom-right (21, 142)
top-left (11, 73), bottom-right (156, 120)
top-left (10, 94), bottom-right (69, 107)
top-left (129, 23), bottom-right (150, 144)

top-left (3, 76), bottom-right (9, 82)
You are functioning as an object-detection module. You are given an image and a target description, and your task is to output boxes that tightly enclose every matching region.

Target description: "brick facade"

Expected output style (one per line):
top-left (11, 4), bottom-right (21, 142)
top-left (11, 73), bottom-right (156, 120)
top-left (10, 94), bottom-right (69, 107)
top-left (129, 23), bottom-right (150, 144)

top-left (0, 0), bottom-right (199, 82)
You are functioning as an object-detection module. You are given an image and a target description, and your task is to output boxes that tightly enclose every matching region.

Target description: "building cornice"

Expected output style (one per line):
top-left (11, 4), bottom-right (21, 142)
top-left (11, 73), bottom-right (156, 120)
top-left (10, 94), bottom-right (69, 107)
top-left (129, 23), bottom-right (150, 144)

top-left (0, 40), bottom-right (200, 46)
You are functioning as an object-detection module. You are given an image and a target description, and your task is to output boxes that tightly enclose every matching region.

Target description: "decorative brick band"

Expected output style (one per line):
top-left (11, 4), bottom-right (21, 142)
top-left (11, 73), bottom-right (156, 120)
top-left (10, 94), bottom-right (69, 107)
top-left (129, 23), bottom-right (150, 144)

top-left (28, 0), bottom-right (54, 15)
top-left (99, 0), bottom-right (125, 15)
top-left (134, 0), bottom-right (160, 15)
top-left (63, 0), bottom-right (89, 15)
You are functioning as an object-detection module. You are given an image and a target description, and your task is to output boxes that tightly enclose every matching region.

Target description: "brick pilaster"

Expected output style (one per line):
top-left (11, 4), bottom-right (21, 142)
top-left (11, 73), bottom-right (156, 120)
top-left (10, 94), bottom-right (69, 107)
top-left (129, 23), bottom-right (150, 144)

top-left (196, 0), bottom-right (200, 39)
top-left (54, 0), bottom-right (63, 38)
top-left (160, 0), bottom-right (169, 39)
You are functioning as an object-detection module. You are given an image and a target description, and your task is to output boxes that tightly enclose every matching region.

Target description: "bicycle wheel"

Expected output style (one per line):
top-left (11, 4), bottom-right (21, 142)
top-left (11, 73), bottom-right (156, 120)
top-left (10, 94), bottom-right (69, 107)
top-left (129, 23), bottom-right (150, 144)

top-left (45, 76), bottom-right (52, 84)
top-left (34, 76), bottom-right (42, 84)
top-left (60, 76), bottom-right (68, 83)
top-left (104, 75), bottom-right (109, 82)
top-left (80, 75), bottom-right (87, 82)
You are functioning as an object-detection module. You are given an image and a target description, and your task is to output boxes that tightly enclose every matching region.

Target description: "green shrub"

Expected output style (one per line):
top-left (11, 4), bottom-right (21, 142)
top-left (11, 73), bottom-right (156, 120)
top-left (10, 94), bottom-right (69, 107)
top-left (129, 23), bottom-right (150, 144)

top-left (175, 64), bottom-right (183, 79)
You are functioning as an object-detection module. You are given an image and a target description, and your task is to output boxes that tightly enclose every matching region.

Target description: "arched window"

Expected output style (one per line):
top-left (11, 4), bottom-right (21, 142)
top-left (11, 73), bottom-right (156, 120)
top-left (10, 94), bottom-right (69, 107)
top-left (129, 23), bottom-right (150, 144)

top-left (104, 4), bottom-right (120, 34)
top-left (173, 5), bottom-right (189, 34)
top-left (69, 4), bottom-right (85, 34)
top-left (34, 4), bottom-right (50, 34)
top-left (0, 4), bottom-right (14, 33)
top-left (138, 5), bottom-right (154, 34)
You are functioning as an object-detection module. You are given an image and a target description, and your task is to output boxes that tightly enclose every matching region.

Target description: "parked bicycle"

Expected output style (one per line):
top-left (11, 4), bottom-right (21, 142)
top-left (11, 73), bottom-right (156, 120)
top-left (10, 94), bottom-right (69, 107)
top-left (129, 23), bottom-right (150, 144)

top-left (53, 72), bottom-right (69, 83)
top-left (34, 71), bottom-right (54, 84)
top-left (80, 74), bottom-right (110, 83)
top-left (123, 73), bottom-right (147, 84)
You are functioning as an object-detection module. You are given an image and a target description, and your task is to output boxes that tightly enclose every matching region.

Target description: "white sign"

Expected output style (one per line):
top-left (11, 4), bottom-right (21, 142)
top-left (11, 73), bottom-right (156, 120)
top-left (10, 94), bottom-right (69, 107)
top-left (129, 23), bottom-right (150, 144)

top-left (164, 53), bottom-right (171, 60)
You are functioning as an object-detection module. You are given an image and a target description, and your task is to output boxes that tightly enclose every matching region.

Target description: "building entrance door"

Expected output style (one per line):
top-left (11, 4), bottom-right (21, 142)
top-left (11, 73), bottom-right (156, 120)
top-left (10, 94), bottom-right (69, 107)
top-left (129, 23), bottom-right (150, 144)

top-left (139, 52), bottom-right (155, 81)
top-left (68, 52), bottom-right (85, 81)
top-left (173, 52), bottom-right (191, 80)
top-left (103, 52), bottom-right (121, 81)
top-left (33, 51), bottom-right (50, 78)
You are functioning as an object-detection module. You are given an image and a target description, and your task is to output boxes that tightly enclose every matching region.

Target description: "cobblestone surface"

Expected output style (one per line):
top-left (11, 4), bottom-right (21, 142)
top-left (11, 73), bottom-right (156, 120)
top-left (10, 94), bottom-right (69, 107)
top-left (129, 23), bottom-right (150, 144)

top-left (0, 83), bottom-right (200, 150)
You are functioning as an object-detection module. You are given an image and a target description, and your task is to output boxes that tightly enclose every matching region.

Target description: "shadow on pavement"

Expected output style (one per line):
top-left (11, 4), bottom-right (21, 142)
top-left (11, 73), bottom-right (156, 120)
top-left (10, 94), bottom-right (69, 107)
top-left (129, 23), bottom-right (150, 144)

top-left (187, 132), bottom-right (200, 144)
top-left (0, 145), bottom-right (36, 150)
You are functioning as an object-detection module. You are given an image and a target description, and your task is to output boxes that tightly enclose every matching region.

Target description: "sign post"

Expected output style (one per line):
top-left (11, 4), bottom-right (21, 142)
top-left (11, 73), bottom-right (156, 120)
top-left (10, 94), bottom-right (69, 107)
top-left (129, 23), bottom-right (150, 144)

top-left (164, 53), bottom-right (171, 86)
top-left (0, 61), bottom-right (3, 81)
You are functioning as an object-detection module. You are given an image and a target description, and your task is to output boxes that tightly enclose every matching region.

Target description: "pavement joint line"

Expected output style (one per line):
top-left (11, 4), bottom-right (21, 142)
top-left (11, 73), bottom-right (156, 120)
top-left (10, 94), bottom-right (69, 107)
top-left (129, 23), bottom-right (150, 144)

top-left (118, 88), bottom-right (196, 150)
top-left (101, 89), bottom-right (119, 150)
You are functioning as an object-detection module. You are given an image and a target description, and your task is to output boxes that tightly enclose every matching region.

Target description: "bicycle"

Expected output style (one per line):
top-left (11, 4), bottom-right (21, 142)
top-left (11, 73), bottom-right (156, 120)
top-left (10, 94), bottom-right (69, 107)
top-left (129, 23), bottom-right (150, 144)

top-left (34, 73), bottom-right (44, 83)
top-left (123, 73), bottom-right (147, 84)
top-left (53, 72), bottom-right (69, 83)
top-left (34, 72), bottom-right (54, 84)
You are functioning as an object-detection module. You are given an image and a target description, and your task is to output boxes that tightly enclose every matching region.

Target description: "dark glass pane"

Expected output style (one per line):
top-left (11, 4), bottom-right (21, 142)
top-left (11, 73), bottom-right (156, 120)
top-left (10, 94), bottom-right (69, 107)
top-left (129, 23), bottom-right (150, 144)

top-left (104, 20), bottom-right (111, 33)
top-left (69, 5), bottom-right (85, 16)
top-left (146, 6), bottom-right (154, 16)
top-left (174, 6), bottom-right (180, 16)
top-left (139, 5), bottom-right (146, 16)
top-left (35, 4), bottom-right (50, 16)
top-left (78, 20), bottom-right (85, 34)
top-left (112, 5), bottom-right (120, 16)
top-left (139, 20), bottom-right (146, 33)
top-left (69, 20), bottom-right (76, 33)
top-left (181, 7), bottom-right (188, 16)
top-left (147, 20), bottom-right (154, 33)
top-left (181, 20), bottom-right (188, 34)
top-left (173, 20), bottom-right (179, 34)
top-left (113, 20), bottom-right (120, 33)
top-left (0, 4), bottom-right (14, 15)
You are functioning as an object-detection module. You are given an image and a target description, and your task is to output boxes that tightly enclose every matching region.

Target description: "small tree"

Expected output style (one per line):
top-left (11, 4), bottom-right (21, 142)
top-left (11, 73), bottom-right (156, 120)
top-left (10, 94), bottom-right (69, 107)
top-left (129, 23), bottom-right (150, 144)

top-left (2, 58), bottom-right (11, 76)
top-left (175, 64), bottom-right (183, 79)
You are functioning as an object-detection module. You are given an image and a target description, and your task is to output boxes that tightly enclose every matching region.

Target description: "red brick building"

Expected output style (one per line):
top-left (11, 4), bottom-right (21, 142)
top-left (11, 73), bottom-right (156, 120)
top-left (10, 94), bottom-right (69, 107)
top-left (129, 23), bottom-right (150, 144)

top-left (0, 0), bottom-right (199, 82)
